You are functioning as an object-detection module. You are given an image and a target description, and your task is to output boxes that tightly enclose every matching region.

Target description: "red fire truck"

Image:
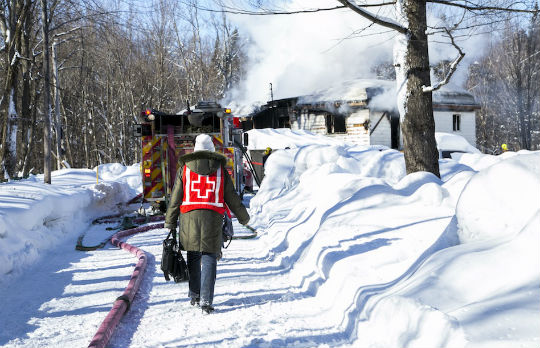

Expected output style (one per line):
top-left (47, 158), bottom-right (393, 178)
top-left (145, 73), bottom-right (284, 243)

top-left (134, 101), bottom-right (247, 211)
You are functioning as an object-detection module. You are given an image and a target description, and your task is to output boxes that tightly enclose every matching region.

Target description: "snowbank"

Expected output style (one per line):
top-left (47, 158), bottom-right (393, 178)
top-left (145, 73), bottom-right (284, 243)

top-left (249, 144), bottom-right (540, 347)
top-left (386, 152), bottom-right (540, 347)
top-left (456, 152), bottom-right (540, 243)
top-left (435, 132), bottom-right (481, 155)
top-left (251, 144), bottom-right (406, 217)
top-left (0, 164), bottom-right (141, 282)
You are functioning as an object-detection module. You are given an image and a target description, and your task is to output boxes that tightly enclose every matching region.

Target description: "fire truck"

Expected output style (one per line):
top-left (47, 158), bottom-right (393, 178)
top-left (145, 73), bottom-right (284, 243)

top-left (133, 101), bottom-right (248, 211)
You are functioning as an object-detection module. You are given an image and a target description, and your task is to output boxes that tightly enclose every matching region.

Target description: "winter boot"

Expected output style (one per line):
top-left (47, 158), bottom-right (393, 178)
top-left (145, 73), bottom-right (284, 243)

top-left (201, 305), bottom-right (214, 314)
top-left (190, 297), bottom-right (200, 306)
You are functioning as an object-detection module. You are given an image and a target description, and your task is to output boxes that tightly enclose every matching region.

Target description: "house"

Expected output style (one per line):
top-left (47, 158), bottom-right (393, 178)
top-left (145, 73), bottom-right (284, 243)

top-left (244, 79), bottom-right (480, 149)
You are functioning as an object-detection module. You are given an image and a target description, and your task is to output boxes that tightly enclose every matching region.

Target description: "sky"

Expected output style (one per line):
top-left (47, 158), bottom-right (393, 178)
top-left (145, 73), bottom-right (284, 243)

top-left (0, 130), bottom-right (538, 347)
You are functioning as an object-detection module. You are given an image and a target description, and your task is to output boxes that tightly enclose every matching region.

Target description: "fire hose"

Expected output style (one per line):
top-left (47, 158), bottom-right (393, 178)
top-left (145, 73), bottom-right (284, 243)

top-left (85, 220), bottom-right (255, 348)
top-left (82, 191), bottom-right (256, 347)
top-left (76, 215), bottom-right (164, 251)
top-left (87, 222), bottom-right (164, 348)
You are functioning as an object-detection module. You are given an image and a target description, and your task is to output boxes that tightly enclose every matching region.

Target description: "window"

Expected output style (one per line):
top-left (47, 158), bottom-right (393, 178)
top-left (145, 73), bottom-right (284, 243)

top-left (453, 114), bottom-right (461, 131)
top-left (325, 114), bottom-right (346, 134)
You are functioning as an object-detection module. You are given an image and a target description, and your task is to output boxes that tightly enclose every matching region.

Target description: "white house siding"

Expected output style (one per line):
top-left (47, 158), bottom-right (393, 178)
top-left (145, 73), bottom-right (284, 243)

top-left (368, 111), bottom-right (392, 148)
top-left (291, 109), bottom-right (375, 146)
top-left (434, 111), bottom-right (476, 147)
top-left (289, 103), bottom-right (478, 149)
top-left (339, 110), bottom-right (370, 145)
top-left (291, 110), bottom-right (326, 134)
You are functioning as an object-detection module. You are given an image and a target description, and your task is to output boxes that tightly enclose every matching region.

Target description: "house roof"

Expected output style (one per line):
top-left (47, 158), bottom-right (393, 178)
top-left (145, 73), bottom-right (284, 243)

top-left (432, 86), bottom-right (480, 110)
top-left (242, 79), bottom-right (480, 118)
top-left (298, 79), bottom-right (480, 111)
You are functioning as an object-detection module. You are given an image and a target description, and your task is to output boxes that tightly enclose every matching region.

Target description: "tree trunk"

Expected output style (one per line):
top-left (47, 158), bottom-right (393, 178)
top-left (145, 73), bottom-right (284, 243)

top-left (0, 0), bottom-right (30, 179)
top-left (395, 0), bottom-right (440, 177)
top-left (19, 13), bottom-right (33, 176)
top-left (40, 0), bottom-right (52, 183)
top-left (52, 39), bottom-right (63, 169)
top-left (60, 102), bottom-right (74, 166)
top-left (83, 110), bottom-right (90, 168)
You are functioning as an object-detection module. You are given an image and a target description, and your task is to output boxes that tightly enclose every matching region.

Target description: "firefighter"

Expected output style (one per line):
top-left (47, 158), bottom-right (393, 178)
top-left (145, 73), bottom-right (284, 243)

top-left (262, 147), bottom-right (272, 166)
top-left (165, 134), bottom-right (250, 314)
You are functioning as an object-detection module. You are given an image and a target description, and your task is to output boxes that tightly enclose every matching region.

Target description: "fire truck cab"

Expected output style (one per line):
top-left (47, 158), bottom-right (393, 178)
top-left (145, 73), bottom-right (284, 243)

top-left (134, 101), bottom-right (245, 210)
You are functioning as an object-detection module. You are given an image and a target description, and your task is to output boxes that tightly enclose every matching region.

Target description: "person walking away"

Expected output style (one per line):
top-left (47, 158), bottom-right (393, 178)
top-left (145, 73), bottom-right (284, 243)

top-left (165, 134), bottom-right (250, 314)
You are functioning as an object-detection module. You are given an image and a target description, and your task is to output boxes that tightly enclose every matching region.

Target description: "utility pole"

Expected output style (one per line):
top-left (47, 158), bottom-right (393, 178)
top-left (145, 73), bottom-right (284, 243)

top-left (40, 0), bottom-right (52, 184)
top-left (270, 83), bottom-right (275, 128)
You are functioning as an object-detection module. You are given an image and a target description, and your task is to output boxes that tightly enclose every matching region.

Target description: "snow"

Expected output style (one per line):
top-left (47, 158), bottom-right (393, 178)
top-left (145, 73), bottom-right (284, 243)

top-left (436, 132), bottom-right (481, 155)
top-left (0, 132), bottom-right (538, 348)
top-left (393, 29), bottom-right (411, 121)
top-left (0, 164), bottom-right (141, 279)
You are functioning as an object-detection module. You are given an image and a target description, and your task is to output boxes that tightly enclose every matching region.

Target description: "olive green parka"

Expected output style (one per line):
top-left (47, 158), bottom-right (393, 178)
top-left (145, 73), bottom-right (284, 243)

top-left (164, 150), bottom-right (250, 253)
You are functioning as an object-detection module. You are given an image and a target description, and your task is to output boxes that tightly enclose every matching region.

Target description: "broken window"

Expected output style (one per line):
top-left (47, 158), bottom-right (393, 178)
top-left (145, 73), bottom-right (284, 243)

top-left (325, 114), bottom-right (346, 134)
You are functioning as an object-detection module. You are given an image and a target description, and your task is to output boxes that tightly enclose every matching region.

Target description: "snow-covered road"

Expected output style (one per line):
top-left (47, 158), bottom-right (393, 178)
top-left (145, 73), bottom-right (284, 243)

top-left (0, 205), bottom-right (455, 348)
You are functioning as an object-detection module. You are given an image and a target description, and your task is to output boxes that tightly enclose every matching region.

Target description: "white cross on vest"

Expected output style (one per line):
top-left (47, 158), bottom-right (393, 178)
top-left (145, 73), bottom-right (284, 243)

top-left (191, 175), bottom-right (216, 199)
top-left (180, 166), bottom-right (225, 214)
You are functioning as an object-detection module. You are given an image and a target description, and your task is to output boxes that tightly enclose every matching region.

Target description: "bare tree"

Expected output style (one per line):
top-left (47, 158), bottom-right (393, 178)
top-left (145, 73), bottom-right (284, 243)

top-left (211, 13), bottom-right (246, 98)
top-left (0, 0), bottom-right (249, 176)
top-left (0, 0), bottom-right (32, 180)
top-left (39, 0), bottom-right (52, 183)
top-left (468, 12), bottom-right (540, 152)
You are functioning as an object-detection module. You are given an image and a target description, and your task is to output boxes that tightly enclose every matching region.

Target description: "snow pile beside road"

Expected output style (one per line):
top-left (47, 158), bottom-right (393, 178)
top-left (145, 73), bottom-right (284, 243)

top-left (252, 144), bottom-right (406, 212)
top-left (0, 164), bottom-right (141, 282)
top-left (249, 145), bottom-right (540, 347)
top-left (456, 152), bottom-right (540, 243)
top-left (385, 152), bottom-right (540, 347)
top-left (249, 143), bottom-right (468, 346)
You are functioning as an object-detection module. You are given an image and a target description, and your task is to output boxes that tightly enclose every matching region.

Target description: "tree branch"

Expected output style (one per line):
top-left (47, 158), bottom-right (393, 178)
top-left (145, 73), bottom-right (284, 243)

top-left (337, 0), bottom-right (408, 34)
top-left (185, 2), bottom-right (347, 15)
top-left (180, 1), bottom-right (396, 16)
top-left (428, 0), bottom-right (540, 14)
top-left (49, 10), bottom-right (124, 32)
top-left (423, 28), bottom-right (465, 93)
top-left (52, 26), bottom-right (81, 40)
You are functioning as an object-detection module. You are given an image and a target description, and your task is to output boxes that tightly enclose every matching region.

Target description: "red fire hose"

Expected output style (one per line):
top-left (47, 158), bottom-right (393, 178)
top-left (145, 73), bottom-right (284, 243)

top-left (88, 222), bottom-right (164, 348)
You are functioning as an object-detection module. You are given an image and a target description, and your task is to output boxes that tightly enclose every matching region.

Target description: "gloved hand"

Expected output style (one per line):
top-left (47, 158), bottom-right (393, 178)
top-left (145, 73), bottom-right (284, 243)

top-left (170, 228), bottom-right (177, 245)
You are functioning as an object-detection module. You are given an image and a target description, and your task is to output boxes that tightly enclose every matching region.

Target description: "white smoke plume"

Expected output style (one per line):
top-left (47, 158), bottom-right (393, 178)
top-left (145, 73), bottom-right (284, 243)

top-left (223, 0), bottom-right (396, 114)
top-left (222, 0), bottom-right (490, 115)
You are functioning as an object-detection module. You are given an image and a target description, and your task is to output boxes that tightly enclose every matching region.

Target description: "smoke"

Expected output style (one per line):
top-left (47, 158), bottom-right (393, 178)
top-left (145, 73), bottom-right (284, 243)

top-left (223, 0), bottom-right (395, 114)
top-left (223, 0), bottom-right (492, 115)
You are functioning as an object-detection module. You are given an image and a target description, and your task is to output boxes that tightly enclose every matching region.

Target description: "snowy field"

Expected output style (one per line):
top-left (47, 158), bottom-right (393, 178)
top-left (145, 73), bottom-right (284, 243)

top-left (0, 131), bottom-right (538, 348)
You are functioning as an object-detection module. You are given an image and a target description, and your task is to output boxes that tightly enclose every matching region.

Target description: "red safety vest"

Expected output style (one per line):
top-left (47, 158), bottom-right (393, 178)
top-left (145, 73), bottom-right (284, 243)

top-left (180, 166), bottom-right (225, 214)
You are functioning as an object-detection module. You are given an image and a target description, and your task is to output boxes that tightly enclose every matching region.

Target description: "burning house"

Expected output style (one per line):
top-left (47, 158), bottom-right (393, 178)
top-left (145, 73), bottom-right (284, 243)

top-left (244, 79), bottom-right (480, 150)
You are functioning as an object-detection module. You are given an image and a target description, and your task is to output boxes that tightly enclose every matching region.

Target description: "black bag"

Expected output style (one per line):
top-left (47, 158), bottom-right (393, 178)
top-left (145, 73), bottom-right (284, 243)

top-left (160, 230), bottom-right (189, 283)
top-left (222, 213), bottom-right (234, 249)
